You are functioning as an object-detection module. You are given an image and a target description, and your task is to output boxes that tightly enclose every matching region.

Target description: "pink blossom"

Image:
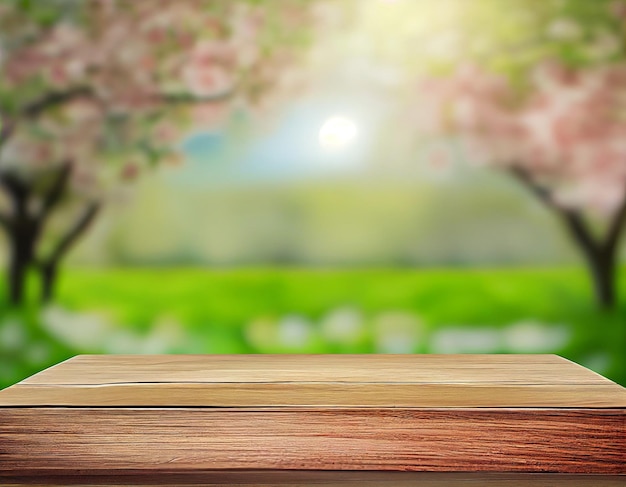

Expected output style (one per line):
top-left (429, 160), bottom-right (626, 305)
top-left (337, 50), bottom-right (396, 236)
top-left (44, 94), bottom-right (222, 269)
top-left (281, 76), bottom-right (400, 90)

top-left (191, 102), bottom-right (230, 129)
top-left (152, 121), bottom-right (181, 145)
top-left (183, 41), bottom-right (235, 96)
top-left (0, 0), bottom-right (309, 202)
top-left (63, 99), bottom-right (104, 124)
top-left (609, 0), bottom-right (626, 19)
top-left (425, 145), bottom-right (453, 172)
top-left (419, 61), bottom-right (626, 215)
top-left (120, 163), bottom-right (140, 181)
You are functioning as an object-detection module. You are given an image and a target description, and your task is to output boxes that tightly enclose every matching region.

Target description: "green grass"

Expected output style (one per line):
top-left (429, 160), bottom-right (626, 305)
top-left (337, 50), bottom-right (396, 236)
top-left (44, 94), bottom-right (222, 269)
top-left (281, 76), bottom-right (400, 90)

top-left (2, 266), bottom-right (625, 388)
top-left (56, 266), bottom-right (624, 323)
top-left (56, 267), bottom-right (626, 333)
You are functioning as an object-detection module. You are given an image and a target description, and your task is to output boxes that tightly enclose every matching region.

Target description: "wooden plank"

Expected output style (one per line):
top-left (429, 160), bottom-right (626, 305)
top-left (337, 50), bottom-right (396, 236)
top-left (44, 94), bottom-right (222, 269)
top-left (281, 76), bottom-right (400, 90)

top-left (16, 354), bottom-right (610, 384)
top-left (1, 354), bottom-right (624, 475)
top-left (1, 408), bottom-right (624, 474)
top-left (1, 382), bottom-right (624, 407)
top-left (2, 354), bottom-right (625, 408)
top-left (1, 471), bottom-right (625, 486)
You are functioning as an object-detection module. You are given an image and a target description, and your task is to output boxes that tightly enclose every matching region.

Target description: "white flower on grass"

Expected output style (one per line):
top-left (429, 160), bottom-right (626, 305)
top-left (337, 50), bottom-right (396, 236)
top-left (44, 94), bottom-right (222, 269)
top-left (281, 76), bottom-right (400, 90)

top-left (25, 342), bottom-right (51, 365)
top-left (103, 316), bottom-right (184, 354)
top-left (430, 327), bottom-right (501, 354)
top-left (138, 315), bottom-right (185, 354)
top-left (41, 305), bottom-right (112, 350)
top-left (320, 307), bottom-right (363, 345)
top-left (373, 311), bottom-right (422, 354)
top-left (0, 318), bottom-right (25, 351)
top-left (503, 320), bottom-right (570, 353)
top-left (278, 315), bottom-right (313, 349)
top-left (103, 330), bottom-right (141, 354)
top-left (244, 317), bottom-right (278, 351)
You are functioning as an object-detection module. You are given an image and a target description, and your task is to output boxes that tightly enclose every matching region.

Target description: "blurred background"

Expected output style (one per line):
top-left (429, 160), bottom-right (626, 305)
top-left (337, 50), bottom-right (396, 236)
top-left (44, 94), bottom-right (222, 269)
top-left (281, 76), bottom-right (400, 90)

top-left (0, 0), bottom-right (625, 388)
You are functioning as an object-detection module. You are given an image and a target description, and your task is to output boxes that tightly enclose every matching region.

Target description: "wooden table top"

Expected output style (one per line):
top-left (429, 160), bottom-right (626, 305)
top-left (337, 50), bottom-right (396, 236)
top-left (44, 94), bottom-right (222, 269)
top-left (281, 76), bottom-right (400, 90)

top-left (1, 354), bottom-right (625, 407)
top-left (1, 354), bottom-right (625, 476)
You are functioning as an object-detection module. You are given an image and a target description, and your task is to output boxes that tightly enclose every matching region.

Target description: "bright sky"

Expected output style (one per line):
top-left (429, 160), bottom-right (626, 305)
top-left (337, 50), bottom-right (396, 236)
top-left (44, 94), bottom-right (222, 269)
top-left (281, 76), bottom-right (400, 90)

top-left (318, 116), bottom-right (358, 151)
top-left (179, 93), bottom-right (383, 186)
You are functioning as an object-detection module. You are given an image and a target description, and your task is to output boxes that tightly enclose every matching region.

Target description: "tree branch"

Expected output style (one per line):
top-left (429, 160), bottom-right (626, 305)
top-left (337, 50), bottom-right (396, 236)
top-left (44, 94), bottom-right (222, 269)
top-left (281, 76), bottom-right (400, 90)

top-left (508, 165), bottom-right (599, 257)
top-left (603, 190), bottom-right (626, 254)
top-left (44, 201), bottom-right (100, 266)
top-left (509, 166), bottom-right (554, 206)
top-left (0, 171), bottom-right (30, 219)
top-left (0, 87), bottom-right (94, 147)
top-left (21, 86), bottom-right (93, 120)
top-left (0, 84), bottom-right (232, 171)
top-left (158, 88), bottom-right (234, 105)
top-left (39, 160), bottom-right (72, 220)
top-left (11, 85), bottom-right (231, 130)
top-left (559, 208), bottom-right (600, 259)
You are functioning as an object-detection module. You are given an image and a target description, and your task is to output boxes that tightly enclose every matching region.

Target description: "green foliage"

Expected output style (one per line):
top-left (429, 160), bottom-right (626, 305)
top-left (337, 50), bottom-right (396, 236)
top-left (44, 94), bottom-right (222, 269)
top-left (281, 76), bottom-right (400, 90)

top-left (354, 0), bottom-right (625, 91)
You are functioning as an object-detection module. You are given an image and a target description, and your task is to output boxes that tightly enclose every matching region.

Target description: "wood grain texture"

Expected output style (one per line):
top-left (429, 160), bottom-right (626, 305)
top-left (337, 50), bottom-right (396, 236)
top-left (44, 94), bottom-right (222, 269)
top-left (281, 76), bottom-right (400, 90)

top-left (0, 354), bottom-right (625, 476)
top-left (1, 408), bottom-right (624, 474)
top-left (2, 382), bottom-right (624, 407)
top-left (1, 354), bottom-right (625, 407)
top-left (1, 472), bottom-right (625, 487)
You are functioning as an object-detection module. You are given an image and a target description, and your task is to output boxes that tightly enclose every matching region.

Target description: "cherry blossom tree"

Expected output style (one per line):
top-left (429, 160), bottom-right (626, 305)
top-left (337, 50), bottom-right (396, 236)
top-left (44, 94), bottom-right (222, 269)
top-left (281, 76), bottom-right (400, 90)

top-left (417, 60), bottom-right (626, 309)
top-left (385, 0), bottom-right (626, 309)
top-left (0, 0), bottom-right (312, 305)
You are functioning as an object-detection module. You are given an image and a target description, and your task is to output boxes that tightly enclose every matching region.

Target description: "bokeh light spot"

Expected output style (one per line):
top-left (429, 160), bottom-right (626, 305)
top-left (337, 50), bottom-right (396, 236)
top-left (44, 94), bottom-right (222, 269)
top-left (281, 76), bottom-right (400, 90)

top-left (319, 116), bottom-right (358, 150)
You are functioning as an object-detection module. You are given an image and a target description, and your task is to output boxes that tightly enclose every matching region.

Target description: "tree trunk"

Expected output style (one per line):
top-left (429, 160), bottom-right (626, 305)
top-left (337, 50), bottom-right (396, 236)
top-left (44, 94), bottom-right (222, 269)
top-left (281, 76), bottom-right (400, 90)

top-left (40, 261), bottom-right (58, 304)
top-left (509, 166), bottom-right (625, 311)
top-left (7, 233), bottom-right (36, 306)
top-left (36, 202), bottom-right (100, 305)
top-left (8, 245), bottom-right (28, 306)
top-left (585, 248), bottom-right (617, 310)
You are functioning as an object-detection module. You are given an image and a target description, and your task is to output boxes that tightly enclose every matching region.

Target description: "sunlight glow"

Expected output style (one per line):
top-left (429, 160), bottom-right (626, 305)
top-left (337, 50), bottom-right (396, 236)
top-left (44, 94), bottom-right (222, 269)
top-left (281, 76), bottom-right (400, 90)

top-left (319, 116), bottom-right (358, 150)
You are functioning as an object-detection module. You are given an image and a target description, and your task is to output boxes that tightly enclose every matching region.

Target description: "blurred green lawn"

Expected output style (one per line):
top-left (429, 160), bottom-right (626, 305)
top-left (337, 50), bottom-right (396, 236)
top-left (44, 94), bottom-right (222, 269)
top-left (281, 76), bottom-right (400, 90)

top-left (2, 267), bottom-right (625, 388)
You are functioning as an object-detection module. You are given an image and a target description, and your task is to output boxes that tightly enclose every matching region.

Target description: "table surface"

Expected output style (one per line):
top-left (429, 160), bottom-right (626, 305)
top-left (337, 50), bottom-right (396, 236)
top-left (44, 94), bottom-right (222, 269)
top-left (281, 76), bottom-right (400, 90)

top-left (1, 354), bottom-right (625, 407)
top-left (1, 354), bottom-right (625, 476)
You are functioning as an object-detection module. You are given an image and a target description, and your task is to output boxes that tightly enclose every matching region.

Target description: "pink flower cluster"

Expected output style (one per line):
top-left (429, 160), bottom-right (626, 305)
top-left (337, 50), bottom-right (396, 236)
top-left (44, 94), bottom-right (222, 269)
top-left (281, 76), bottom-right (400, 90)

top-left (419, 61), bottom-right (626, 214)
top-left (0, 0), bottom-right (297, 196)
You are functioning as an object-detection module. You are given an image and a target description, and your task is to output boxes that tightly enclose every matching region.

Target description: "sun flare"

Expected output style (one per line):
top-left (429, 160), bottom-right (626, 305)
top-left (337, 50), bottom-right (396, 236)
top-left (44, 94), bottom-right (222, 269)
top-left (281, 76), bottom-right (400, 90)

top-left (319, 116), bottom-right (358, 150)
